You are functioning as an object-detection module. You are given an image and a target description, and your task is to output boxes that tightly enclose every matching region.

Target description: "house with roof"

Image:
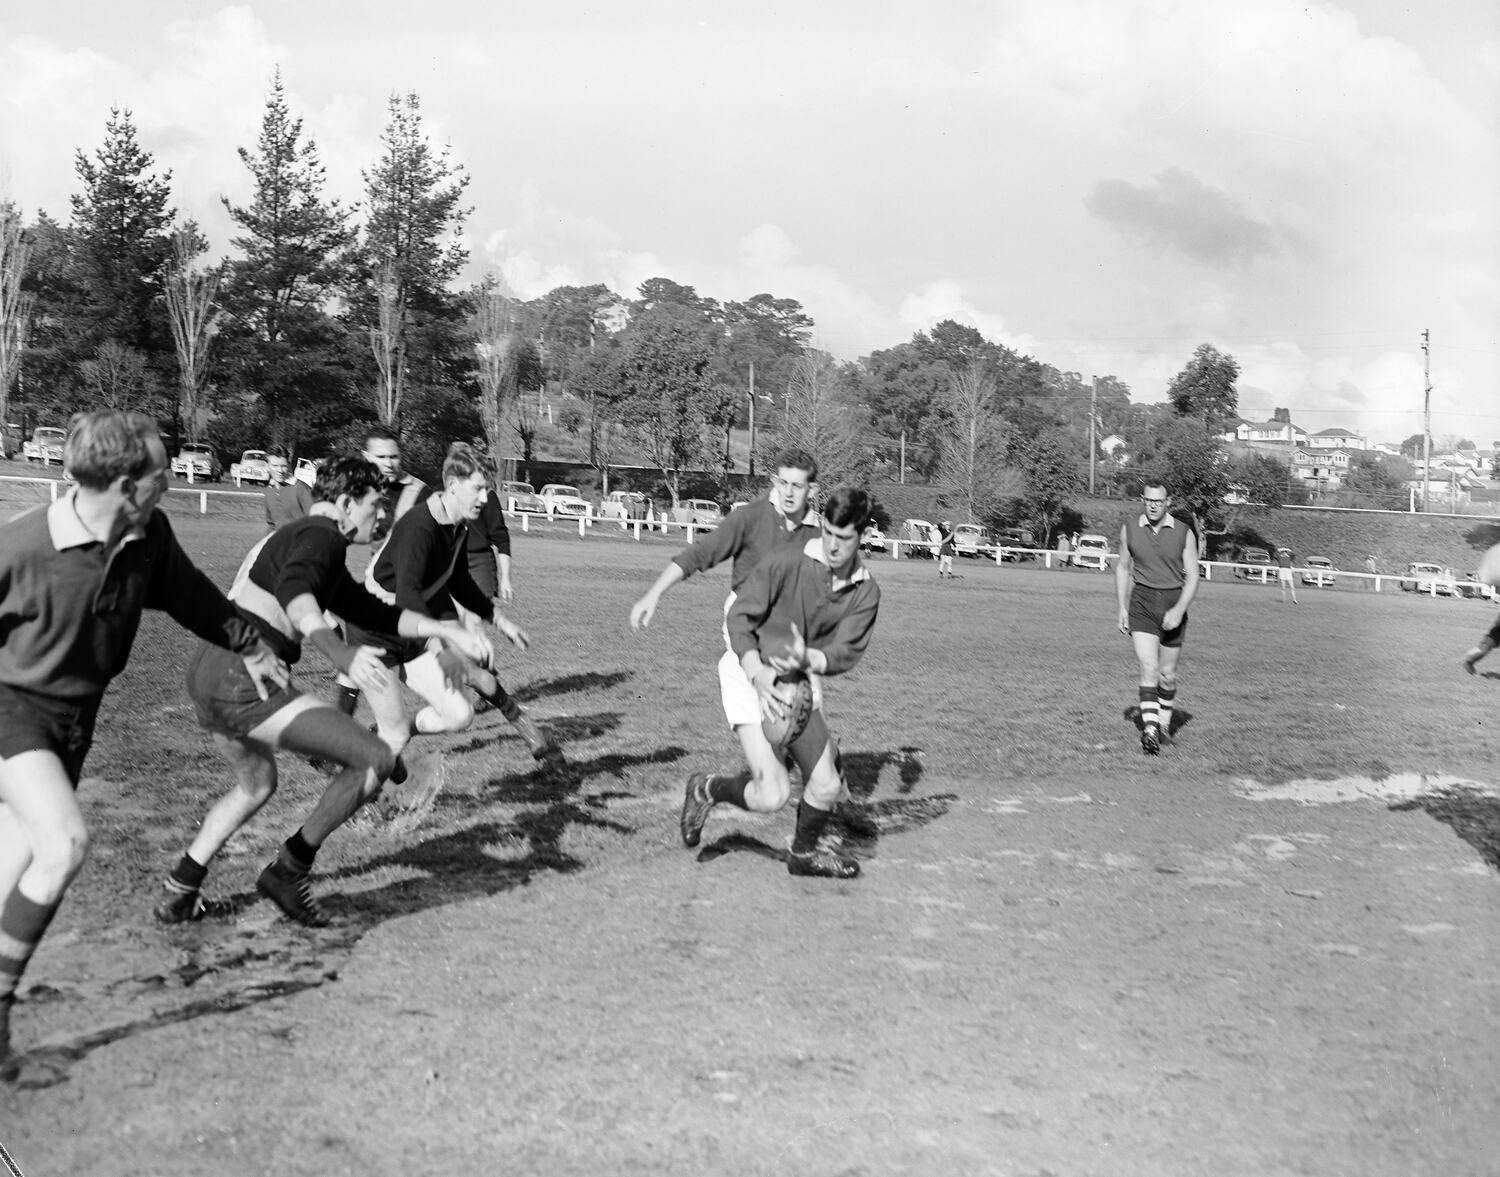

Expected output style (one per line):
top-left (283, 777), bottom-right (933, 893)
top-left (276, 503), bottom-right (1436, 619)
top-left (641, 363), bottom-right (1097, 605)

top-left (1290, 447), bottom-right (1357, 494)
top-left (1307, 427), bottom-right (1366, 450)
top-left (1234, 419), bottom-right (1308, 446)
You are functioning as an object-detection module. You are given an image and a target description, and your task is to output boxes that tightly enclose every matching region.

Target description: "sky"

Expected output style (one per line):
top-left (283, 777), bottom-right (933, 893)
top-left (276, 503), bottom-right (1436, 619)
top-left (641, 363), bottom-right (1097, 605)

top-left (2, 0), bottom-right (1497, 448)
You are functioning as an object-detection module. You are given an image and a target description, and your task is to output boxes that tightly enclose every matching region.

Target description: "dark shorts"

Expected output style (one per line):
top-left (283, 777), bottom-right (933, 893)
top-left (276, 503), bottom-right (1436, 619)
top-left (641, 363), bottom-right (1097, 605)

top-left (0, 683), bottom-right (101, 787)
top-left (186, 642), bottom-right (308, 738)
top-left (1129, 585), bottom-right (1188, 647)
top-left (340, 621), bottom-right (427, 669)
top-left (468, 554), bottom-right (498, 600)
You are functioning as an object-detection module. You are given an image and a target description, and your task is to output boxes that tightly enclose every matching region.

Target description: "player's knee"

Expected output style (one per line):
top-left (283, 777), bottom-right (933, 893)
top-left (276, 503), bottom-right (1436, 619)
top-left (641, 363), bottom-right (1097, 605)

top-left (34, 823), bottom-right (89, 886)
top-left (744, 767), bottom-right (792, 812)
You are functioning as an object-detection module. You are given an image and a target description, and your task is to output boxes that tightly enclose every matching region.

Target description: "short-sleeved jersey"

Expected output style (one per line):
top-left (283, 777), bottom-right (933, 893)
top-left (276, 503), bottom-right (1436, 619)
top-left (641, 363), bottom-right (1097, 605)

top-left (229, 515), bottom-right (404, 663)
top-left (1124, 513), bottom-right (1191, 590)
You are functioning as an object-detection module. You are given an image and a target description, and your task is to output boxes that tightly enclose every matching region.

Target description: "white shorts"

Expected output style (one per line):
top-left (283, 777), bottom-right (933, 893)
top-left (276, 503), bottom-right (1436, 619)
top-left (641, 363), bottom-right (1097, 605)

top-left (717, 648), bottom-right (826, 729)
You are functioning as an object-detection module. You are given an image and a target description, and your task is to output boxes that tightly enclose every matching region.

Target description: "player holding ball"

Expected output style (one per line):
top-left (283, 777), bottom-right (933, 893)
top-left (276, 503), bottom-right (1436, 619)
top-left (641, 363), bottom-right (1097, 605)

top-left (679, 487), bottom-right (881, 879)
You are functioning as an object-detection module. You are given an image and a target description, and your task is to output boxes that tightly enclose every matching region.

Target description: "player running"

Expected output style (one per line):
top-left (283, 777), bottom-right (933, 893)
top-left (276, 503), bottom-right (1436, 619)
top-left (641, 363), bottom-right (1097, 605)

top-left (0, 411), bottom-right (289, 1078)
top-left (156, 456), bottom-right (495, 928)
top-left (679, 487), bottom-right (881, 878)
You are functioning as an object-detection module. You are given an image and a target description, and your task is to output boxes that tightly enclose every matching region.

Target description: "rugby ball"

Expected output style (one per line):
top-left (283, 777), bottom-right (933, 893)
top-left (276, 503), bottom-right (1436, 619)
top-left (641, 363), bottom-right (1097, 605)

top-left (761, 675), bottom-right (815, 752)
top-left (1478, 542), bottom-right (1500, 588)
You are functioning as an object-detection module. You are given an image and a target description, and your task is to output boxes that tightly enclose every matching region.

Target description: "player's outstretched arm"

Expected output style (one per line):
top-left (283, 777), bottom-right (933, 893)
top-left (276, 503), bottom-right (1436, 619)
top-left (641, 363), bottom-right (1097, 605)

top-left (630, 563), bottom-right (685, 631)
top-left (489, 608), bottom-right (530, 651)
top-left (1115, 524), bottom-right (1134, 634)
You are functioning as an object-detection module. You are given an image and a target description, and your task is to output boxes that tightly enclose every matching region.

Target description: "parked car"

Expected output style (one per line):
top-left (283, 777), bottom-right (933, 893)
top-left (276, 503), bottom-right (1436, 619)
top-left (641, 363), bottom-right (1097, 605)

top-left (229, 449), bottom-right (273, 486)
top-left (171, 442), bottom-right (222, 482)
top-left (1455, 573), bottom-right (1496, 602)
top-left (500, 480), bottom-right (545, 514)
top-left (23, 426), bottom-right (66, 466)
top-left (598, 490), bottom-right (649, 524)
top-left (953, 523), bottom-right (992, 558)
top-left (1071, 534), bottom-right (1112, 571)
top-left (898, 518), bottom-right (941, 557)
top-left (1400, 562), bottom-right (1455, 597)
top-left (996, 526), bottom-right (1036, 562)
top-left (294, 456), bottom-right (320, 486)
top-left (671, 498), bottom-right (722, 529)
top-left (1301, 555), bottom-right (1337, 587)
top-left (861, 524), bottom-right (888, 553)
top-left (1237, 547), bottom-right (1273, 583)
top-left (539, 484), bottom-right (591, 518)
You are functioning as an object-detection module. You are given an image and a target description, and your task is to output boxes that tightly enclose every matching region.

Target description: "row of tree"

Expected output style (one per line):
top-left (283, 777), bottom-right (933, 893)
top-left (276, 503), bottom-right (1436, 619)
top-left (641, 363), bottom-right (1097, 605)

top-left (0, 73), bottom-right (1420, 537)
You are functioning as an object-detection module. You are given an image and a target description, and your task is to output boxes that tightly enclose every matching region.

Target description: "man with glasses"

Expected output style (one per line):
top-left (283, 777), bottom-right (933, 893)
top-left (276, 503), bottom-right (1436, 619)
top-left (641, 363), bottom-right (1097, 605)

top-left (1115, 479), bottom-right (1199, 755)
top-left (630, 449), bottom-right (821, 781)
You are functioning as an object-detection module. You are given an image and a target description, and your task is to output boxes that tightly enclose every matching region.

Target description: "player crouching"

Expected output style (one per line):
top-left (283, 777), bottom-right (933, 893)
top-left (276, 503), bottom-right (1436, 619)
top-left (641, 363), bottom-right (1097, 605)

top-left (156, 457), bottom-right (495, 928)
top-left (680, 488), bottom-right (881, 878)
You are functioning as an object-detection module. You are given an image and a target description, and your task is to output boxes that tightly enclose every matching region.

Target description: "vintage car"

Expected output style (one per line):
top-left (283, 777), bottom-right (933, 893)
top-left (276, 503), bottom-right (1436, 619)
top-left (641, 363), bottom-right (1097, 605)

top-left (995, 526), bottom-right (1036, 562)
top-left (598, 490), bottom-right (649, 524)
top-left (23, 426), bottom-right (66, 466)
top-left (1237, 547), bottom-right (1274, 583)
top-left (953, 523), bottom-right (993, 558)
top-left (229, 449), bottom-right (273, 486)
top-left (671, 498), bottom-right (722, 529)
top-left (1400, 562), bottom-right (1455, 597)
top-left (500, 480), bottom-right (545, 514)
top-left (539, 483), bottom-right (592, 518)
top-left (1301, 555), bottom-right (1337, 587)
top-left (898, 519), bottom-right (941, 558)
top-left (860, 524), bottom-right (888, 553)
top-left (1455, 571), bottom-right (1498, 601)
top-left (1071, 533), bottom-right (1112, 571)
top-left (171, 442), bottom-right (222, 482)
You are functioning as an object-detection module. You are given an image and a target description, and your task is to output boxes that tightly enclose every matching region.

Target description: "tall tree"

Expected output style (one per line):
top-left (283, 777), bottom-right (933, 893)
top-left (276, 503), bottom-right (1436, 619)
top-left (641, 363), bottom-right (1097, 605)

top-left (163, 227), bottom-right (220, 443)
top-left (69, 107), bottom-right (176, 366)
top-left (0, 204), bottom-right (32, 456)
top-left (217, 71), bottom-right (356, 452)
top-left (472, 280), bottom-right (519, 464)
top-left (779, 350), bottom-right (870, 491)
top-left (1166, 343), bottom-right (1240, 433)
top-left (354, 91), bottom-right (473, 435)
top-left (618, 311), bottom-right (716, 503)
top-left (931, 362), bottom-right (1019, 524)
top-left (1017, 428), bottom-right (1084, 546)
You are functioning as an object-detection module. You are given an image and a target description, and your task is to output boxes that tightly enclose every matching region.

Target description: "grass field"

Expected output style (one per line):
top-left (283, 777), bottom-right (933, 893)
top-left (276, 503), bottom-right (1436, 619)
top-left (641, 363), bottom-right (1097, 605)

top-left (3, 502), bottom-right (1499, 1175)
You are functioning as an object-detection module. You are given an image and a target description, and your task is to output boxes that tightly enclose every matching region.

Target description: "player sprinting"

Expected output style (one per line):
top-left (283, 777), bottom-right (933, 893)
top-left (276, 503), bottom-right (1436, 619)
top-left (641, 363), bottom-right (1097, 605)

top-left (630, 449), bottom-right (821, 782)
top-left (679, 488), bottom-right (881, 878)
top-left (155, 456), bottom-right (494, 928)
top-left (343, 443), bottom-right (555, 764)
top-left (1115, 479), bottom-right (1199, 755)
top-left (0, 411), bottom-right (289, 1078)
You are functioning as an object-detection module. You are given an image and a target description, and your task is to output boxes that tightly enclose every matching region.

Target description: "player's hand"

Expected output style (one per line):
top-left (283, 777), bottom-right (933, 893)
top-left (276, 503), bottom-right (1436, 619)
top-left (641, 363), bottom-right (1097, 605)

top-left (243, 643), bottom-right (291, 701)
top-left (347, 645), bottom-right (390, 694)
top-left (754, 668), bottom-right (792, 722)
top-left (494, 614), bottom-right (530, 651)
top-left (1163, 607), bottom-right (1184, 631)
top-left (764, 622), bottom-right (808, 676)
top-left (444, 625), bottom-right (495, 668)
top-left (499, 574), bottom-right (514, 604)
top-left (629, 594), bottom-right (657, 631)
top-left (436, 648), bottom-right (471, 693)
top-left (1117, 608), bottom-right (1131, 635)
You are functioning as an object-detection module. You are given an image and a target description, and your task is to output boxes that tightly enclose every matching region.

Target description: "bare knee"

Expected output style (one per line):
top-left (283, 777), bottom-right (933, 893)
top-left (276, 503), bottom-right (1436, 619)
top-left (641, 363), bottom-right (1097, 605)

top-left (743, 765), bottom-right (792, 812)
top-left (31, 822), bottom-right (89, 891)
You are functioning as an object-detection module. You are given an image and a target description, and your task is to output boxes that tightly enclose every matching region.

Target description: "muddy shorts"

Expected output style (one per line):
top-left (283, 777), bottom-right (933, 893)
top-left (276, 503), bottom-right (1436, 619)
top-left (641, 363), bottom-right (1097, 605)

top-left (186, 641), bottom-right (307, 738)
top-left (1129, 585), bottom-right (1188, 647)
top-left (0, 683), bottom-right (100, 787)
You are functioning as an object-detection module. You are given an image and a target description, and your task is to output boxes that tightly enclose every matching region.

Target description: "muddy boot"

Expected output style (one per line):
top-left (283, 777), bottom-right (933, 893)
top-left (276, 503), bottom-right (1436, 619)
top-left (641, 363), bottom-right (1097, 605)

top-left (511, 710), bottom-right (560, 762)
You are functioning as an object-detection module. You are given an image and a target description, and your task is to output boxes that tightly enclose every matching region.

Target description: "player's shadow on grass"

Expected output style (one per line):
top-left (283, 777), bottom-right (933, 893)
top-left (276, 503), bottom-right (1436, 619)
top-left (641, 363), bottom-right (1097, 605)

top-left (446, 709), bottom-right (623, 756)
top-left (513, 669), bottom-right (632, 703)
top-left (1391, 786), bottom-right (1500, 874)
top-left (1124, 704), bottom-right (1194, 739)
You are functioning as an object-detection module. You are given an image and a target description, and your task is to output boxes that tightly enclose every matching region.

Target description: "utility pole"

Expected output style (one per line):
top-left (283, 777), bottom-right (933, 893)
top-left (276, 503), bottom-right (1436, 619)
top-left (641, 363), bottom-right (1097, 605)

top-left (1421, 329), bottom-right (1431, 512)
top-left (747, 360), bottom-right (756, 479)
top-left (1089, 376), bottom-right (1098, 496)
top-left (899, 430), bottom-right (907, 485)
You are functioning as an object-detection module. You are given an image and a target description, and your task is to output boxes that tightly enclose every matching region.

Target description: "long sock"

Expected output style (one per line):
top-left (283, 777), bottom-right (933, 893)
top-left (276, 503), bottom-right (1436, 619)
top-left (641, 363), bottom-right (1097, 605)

top-left (707, 772), bottom-right (751, 809)
top-left (0, 889), bottom-right (61, 1008)
top-left (280, 830), bottom-right (317, 872)
top-left (1158, 685), bottom-right (1177, 733)
top-left (476, 681), bottom-right (522, 723)
top-left (166, 853), bottom-right (209, 893)
top-left (1138, 685), bottom-right (1160, 730)
top-left (790, 800), bottom-right (834, 855)
top-left (334, 683), bottom-right (359, 717)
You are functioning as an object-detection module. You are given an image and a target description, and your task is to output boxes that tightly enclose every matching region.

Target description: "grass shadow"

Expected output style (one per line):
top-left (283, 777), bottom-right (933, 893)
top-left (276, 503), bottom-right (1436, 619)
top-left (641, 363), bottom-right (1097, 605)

top-left (1390, 786), bottom-right (1500, 874)
top-left (1460, 523), bottom-right (1500, 553)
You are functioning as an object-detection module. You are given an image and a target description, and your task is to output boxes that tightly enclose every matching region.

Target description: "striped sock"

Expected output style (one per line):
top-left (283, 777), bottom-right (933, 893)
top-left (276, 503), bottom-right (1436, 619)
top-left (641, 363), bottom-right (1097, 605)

top-left (0, 888), bottom-right (61, 1007)
top-left (1138, 685), bottom-right (1160, 731)
top-left (1158, 685), bottom-right (1176, 733)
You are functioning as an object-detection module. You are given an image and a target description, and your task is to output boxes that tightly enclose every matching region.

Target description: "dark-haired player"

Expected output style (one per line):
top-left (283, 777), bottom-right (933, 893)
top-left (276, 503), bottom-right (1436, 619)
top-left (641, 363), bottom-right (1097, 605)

top-left (1115, 479), bottom-right (1199, 754)
top-left (0, 411), bottom-right (289, 1077)
top-left (346, 442), bottom-right (554, 763)
top-left (679, 487), bottom-right (881, 879)
top-left (156, 456), bottom-right (494, 928)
